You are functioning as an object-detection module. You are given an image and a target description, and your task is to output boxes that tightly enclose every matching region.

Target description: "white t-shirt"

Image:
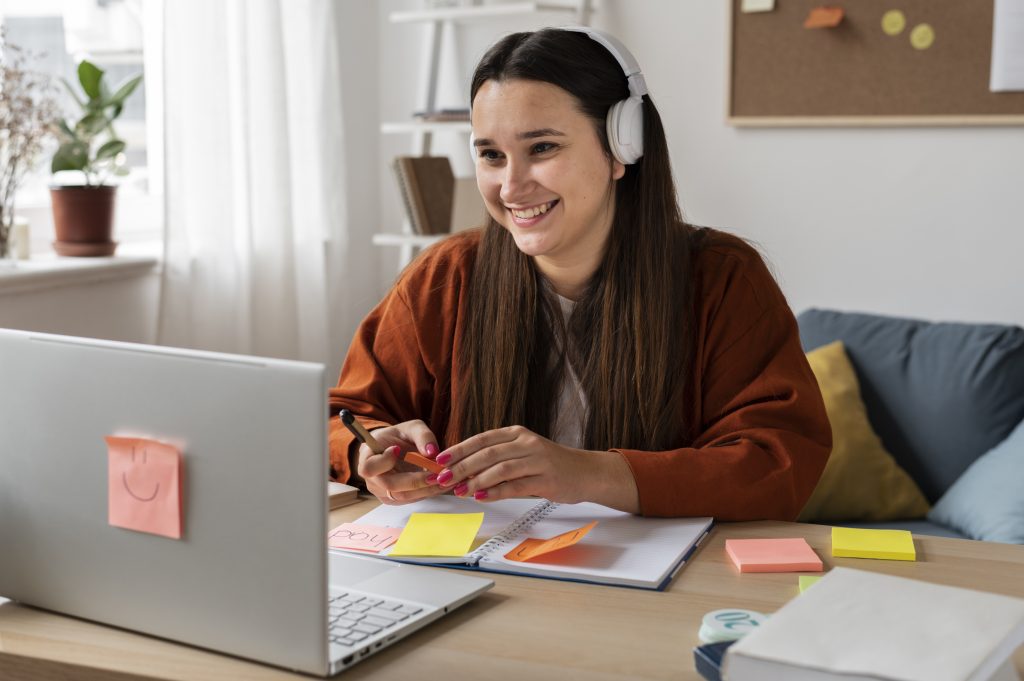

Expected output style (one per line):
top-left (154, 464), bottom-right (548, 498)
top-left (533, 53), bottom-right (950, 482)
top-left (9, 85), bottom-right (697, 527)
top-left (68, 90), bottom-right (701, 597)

top-left (549, 293), bottom-right (588, 449)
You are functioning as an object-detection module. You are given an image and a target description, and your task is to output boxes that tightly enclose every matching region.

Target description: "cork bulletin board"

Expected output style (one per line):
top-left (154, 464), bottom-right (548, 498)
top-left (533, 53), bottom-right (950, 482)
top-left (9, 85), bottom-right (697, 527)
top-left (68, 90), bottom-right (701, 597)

top-left (728, 0), bottom-right (1024, 126)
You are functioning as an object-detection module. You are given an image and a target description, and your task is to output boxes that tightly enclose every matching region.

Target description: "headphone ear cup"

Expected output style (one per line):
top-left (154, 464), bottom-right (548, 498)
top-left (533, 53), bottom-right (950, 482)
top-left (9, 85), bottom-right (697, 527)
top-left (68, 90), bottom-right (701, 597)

top-left (606, 96), bottom-right (644, 165)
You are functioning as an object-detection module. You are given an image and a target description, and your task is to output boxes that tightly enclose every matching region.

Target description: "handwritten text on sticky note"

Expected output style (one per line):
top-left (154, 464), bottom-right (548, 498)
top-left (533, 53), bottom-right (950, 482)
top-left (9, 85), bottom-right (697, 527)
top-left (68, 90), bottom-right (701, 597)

top-left (390, 512), bottom-right (484, 557)
top-left (328, 523), bottom-right (401, 553)
top-left (504, 521), bottom-right (598, 563)
top-left (106, 436), bottom-right (183, 539)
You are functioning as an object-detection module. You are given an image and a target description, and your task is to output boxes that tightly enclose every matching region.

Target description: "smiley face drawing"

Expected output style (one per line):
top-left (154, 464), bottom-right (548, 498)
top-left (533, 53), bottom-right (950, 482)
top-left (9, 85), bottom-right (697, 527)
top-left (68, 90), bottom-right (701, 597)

top-left (106, 435), bottom-right (183, 539)
top-left (123, 445), bottom-right (161, 502)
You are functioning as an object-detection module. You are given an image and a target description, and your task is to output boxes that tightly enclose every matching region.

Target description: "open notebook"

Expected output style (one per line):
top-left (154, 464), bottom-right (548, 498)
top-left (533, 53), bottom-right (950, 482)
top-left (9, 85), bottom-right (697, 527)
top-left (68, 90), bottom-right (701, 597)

top-left (345, 496), bottom-right (713, 591)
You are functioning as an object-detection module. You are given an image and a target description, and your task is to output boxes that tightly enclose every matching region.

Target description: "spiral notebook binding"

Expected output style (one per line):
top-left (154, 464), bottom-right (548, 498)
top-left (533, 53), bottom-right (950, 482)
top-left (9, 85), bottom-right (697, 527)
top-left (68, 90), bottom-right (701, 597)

top-left (467, 501), bottom-right (559, 562)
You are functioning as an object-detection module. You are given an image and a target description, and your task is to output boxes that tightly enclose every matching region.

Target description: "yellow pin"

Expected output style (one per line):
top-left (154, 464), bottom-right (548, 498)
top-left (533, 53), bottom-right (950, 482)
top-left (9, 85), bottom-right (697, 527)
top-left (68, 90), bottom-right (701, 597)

top-left (910, 23), bottom-right (935, 50)
top-left (881, 10), bottom-right (906, 36)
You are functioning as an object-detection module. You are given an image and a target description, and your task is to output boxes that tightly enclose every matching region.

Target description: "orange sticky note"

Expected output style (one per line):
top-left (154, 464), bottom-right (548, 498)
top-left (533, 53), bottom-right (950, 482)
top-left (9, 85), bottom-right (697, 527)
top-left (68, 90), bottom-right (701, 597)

top-left (725, 538), bottom-right (823, 573)
top-left (401, 451), bottom-right (444, 474)
top-left (504, 520), bottom-right (598, 562)
top-left (328, 523), bottom-right (402, 553)
top-left (106, 436), bottom-right (183, 539)
top-left (804, 6), bottom-right (844, 29)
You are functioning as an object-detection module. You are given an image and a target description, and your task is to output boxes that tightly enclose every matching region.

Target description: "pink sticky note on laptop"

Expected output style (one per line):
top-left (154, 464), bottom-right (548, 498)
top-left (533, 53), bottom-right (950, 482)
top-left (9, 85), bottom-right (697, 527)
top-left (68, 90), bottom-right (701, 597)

top-left (725, 538), bottom-right (823, 573)
top-left (106, 436), bottom-right (184, 539)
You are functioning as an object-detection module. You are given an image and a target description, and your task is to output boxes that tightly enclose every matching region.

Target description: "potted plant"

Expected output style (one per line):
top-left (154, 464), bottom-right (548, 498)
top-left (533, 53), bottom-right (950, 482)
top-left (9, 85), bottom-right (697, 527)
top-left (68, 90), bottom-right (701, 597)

top-left (50, 59), bottom-right (141, 256)
top-left (0, 29), bottom-right (58, 264)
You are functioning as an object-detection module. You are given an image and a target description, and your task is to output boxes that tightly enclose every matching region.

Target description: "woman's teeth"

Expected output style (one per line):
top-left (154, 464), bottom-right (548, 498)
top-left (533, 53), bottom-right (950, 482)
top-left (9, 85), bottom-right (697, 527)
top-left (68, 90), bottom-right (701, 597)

top-left (511, 200), bottom-right (556, 219)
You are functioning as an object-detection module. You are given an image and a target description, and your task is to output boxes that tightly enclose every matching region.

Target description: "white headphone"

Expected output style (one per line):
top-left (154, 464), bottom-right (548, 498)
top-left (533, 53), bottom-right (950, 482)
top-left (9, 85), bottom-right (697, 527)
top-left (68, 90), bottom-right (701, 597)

top-left (470, 27), bottom-right (648, 166)
top-left (561, 26), bottom-right (647, 165)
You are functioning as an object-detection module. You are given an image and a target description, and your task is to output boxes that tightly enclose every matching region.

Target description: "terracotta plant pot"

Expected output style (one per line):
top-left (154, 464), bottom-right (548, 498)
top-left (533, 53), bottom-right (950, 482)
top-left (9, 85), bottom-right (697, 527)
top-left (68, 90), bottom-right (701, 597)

top-left (50, 185), bottom-right (118, 257)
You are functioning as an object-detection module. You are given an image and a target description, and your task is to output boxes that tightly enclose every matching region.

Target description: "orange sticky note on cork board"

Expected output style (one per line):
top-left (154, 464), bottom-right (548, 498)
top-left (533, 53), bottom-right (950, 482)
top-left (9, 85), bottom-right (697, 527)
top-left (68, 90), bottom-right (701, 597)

top-left (504, 521), bottom-right (598, 563)
top-left (106, 436), bottom-right (184, 539)
top-left (804, 6), bottom-right (844, 29)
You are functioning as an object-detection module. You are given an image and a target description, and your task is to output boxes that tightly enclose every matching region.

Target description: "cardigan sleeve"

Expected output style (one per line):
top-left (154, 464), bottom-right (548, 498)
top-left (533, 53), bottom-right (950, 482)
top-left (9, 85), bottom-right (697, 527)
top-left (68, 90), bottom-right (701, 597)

top-left (615, 243), bottom-right (832, 520)
top-left (327, 286), bottom-right (431, 483)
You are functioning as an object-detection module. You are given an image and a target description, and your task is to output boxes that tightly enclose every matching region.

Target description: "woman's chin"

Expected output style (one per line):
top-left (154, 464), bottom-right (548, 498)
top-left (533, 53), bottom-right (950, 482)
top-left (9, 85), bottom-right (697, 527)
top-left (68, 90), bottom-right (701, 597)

top-left (508, 229), bottom-right (553, 257)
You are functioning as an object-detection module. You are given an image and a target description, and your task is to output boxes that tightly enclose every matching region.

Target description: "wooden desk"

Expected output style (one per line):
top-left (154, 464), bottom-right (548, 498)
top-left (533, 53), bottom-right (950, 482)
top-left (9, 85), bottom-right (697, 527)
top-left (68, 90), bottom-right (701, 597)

top-left (3, 499), bottom-right (1023, 680)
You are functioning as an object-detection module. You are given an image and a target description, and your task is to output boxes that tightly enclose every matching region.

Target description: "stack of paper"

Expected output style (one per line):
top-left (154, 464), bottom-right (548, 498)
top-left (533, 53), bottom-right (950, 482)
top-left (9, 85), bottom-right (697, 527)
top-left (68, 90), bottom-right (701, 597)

top-left (724, 567), bottom-right (1024, 681)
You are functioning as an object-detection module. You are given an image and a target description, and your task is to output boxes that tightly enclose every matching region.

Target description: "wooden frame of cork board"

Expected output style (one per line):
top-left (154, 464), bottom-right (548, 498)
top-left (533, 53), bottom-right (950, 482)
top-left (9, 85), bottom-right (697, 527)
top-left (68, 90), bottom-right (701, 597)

top-left (728, 0), bottom-right (1024, 126)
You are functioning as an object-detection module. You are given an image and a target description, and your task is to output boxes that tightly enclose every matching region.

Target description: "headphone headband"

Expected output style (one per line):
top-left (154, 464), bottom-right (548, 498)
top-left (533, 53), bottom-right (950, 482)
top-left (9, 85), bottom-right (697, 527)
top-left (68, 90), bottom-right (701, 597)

top-left (559, 26), bottom-right (649, 99)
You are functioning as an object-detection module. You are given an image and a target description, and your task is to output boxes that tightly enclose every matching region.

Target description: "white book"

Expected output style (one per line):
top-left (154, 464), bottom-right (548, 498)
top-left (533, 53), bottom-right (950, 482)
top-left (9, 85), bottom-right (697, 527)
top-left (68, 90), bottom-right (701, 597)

top-left (343, 496), bottom-right (712, 590)
top-left (724, 567), bottom-right (1024, 681)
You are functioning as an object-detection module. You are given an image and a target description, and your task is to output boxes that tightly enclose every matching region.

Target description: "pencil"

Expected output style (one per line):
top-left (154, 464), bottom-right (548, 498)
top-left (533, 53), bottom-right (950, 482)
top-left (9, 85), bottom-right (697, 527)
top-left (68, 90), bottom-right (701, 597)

top-left (338, 410), bottom-right (444, 474)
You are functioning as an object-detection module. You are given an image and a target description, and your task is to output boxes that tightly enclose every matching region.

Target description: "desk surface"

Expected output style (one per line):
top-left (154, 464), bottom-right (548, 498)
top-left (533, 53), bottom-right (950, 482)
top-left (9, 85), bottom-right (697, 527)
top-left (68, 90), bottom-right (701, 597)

top-left (3, 499), bottom-right (1023, 681)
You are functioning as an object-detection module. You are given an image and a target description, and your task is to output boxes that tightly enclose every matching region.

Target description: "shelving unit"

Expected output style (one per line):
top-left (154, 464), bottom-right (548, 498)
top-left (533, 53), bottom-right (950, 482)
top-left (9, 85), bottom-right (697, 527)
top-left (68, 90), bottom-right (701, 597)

top-left (378, 0), bottom-right (592, 270)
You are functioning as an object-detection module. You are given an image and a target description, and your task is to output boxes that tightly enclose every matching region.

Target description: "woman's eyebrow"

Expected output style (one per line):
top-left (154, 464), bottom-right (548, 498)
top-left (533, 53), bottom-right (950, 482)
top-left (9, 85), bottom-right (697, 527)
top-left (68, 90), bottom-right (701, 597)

top-left (472, 128), bottom-right (567, 148)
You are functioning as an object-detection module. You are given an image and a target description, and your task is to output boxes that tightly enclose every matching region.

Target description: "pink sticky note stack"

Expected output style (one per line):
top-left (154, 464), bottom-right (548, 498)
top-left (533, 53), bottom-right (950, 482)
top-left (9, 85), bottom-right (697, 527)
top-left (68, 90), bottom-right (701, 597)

top-left (725, 538), bottom-right (823, 573)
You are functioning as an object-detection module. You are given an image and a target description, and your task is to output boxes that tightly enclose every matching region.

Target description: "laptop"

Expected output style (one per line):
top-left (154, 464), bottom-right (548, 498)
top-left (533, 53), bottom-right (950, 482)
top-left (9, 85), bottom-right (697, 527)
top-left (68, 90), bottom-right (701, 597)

top-left (0, 328), bottom-right (493, 675)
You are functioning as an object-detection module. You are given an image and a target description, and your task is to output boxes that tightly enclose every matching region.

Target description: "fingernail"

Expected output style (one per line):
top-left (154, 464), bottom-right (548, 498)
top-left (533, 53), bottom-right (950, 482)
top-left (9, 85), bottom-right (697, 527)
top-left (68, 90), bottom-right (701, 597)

top-left (454, 483), bottom-right (468, 497)
top-left (437, 470), bottom-right (453, 485)
top-left (426, 473), bottom-right (438, 484)
top-left (436, 452), bottom-right (452, 466)
top-left (389, 446), bottom-right (402, 459)
top-left (425, 443), bottom-right (439, 458)
top-left (474, 490), bottom-right (489, 501)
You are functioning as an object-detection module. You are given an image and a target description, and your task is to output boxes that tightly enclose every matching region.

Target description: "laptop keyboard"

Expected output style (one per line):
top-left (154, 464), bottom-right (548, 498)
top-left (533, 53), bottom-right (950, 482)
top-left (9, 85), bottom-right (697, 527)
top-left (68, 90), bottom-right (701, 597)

top-left (328, 591), bottom-right (425, 650)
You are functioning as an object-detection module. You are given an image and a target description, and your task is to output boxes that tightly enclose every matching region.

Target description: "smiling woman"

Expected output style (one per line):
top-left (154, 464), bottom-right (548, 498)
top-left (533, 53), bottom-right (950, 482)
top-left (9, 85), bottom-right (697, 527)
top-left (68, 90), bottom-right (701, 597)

top-left (329, 27), bottom-right (832, 521)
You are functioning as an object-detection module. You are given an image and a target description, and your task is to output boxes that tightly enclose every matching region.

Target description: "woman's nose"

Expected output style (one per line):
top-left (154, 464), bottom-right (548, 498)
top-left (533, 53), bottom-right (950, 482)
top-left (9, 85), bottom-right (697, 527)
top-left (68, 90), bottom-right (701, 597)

top-left (499, 159), bottom-right (533, 204)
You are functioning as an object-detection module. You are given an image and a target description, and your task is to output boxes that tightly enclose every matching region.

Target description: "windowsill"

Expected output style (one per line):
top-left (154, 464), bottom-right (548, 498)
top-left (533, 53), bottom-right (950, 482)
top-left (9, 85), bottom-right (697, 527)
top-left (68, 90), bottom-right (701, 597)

top-left (0, 243), bottom-right (162, 296)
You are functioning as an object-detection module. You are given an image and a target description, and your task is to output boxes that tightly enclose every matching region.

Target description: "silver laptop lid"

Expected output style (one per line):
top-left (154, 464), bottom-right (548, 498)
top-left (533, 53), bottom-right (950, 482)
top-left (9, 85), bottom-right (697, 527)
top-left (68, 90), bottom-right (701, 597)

top-left (0, 329), bottom-right (329, 675)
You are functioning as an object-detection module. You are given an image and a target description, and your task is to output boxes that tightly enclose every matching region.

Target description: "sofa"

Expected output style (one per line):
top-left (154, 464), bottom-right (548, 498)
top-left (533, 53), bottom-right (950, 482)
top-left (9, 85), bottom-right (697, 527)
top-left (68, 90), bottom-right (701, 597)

top-left (795, 309), bottom-right (1024, 543)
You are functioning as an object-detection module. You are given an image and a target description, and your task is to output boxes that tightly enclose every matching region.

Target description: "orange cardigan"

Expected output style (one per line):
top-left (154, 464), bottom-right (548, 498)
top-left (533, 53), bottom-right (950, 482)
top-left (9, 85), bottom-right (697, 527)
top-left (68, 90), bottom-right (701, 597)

top-left (329, 229), bottom-right (831, 520)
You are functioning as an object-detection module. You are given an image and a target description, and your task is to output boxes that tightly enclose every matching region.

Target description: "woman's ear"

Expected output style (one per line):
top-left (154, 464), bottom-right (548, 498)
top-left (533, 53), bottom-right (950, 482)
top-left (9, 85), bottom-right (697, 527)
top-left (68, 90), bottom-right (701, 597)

top-left (611, 158), bottom-right (626, 181)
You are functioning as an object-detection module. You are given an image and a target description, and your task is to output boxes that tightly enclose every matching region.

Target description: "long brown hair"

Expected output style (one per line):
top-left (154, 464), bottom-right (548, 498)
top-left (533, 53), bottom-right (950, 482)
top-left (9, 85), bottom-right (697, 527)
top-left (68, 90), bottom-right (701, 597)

top-left (453, 29), bottom-right (702, 451)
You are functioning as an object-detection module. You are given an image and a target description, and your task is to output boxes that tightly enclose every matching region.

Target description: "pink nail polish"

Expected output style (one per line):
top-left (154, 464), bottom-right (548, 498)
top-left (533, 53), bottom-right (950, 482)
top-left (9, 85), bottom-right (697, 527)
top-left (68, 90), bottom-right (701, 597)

top-left (454, 483), bottom-right (468, 497)
top-left (426, 473), bottom-right (438, 484)
top-left (436, 452), bottom-right (452, 466)
top-left (437, 470), bottom-right (453, 485)
top-left (389, 446), bottom-right (401, 459)
top-left (473, 490), bottom-right (489, 501)
top-left (425, 443), bottom-right (439, 458)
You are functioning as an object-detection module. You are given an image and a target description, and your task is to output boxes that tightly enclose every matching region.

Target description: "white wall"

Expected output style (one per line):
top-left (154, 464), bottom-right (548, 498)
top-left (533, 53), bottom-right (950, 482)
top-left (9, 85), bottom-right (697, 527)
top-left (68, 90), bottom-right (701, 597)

top-left (377, 0), bottom-right (1024, 326)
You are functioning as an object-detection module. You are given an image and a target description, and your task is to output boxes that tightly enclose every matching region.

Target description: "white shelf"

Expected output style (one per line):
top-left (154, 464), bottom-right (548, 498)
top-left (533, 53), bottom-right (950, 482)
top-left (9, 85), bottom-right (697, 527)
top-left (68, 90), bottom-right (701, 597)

top-left (372, 233), bottom-right (446, 248)
top-left (390, 2), bottom-right (581, 23)
top-left (381, 121), bottom-right (472, 135)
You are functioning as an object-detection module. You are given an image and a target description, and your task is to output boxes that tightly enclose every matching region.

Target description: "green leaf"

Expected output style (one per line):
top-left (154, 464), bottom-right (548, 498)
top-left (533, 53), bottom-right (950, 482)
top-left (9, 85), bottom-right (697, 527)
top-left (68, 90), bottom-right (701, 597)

top-left (96, 140), bottom-right (126, 161)
top-left (57, 119), bottom-right (79, 142)
top-left (51, 141), bottom-right (90, 173)
top-left (114, 166), bottom-right (131, 177)
top-left (78, 60), bottom-right (104, 100)
top-left (105, 74), bottom-right (142, 109)
top-left (75, 112), bottom-right (109, 138)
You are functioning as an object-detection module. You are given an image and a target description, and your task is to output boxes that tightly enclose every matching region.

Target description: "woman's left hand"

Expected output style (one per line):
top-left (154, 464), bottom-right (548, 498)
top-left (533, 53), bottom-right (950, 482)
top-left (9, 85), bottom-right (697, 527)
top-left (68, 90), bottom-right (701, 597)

top-left (434, 425), bottom-right (639, 511)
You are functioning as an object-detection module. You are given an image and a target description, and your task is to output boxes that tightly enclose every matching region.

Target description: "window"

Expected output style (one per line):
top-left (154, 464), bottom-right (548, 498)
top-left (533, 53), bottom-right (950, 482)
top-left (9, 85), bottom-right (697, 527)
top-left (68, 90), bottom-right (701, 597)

top-left (2, 0), bottom-right (163, 252)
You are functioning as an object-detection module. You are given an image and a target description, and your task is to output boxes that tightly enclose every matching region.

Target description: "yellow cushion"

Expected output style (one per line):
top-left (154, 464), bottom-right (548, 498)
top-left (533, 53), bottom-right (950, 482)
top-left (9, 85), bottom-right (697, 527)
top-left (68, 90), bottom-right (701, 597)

top-left (798, 341), bottom-right (931, 522)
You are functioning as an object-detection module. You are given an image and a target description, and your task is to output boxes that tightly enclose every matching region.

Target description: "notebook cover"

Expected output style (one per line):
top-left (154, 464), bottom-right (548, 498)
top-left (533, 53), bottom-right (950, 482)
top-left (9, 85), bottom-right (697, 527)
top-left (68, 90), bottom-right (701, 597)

top-left (693, 640), bottom-right (736, 681)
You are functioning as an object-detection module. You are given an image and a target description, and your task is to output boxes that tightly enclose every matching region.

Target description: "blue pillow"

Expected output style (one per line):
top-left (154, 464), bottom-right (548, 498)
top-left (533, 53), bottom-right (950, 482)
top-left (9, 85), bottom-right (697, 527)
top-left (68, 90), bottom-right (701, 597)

top-left (797, 309), bottom-right (1024, 502)
top-left (927, 418), bottom-right (1024, 544)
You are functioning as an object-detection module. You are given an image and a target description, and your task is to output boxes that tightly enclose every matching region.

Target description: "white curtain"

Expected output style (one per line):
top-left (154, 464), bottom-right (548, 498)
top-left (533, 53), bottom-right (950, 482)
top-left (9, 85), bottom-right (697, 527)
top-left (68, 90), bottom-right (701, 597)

top-left (158, 0), bottom-right (367, 373)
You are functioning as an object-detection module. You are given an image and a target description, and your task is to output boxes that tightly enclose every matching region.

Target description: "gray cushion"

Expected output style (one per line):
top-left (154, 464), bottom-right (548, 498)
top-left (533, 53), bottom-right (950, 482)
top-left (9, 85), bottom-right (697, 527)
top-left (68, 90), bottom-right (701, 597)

top-left (927, 417), bottom-right (1024, 544)
top-left (797, 309), bottom-right (1024, 502)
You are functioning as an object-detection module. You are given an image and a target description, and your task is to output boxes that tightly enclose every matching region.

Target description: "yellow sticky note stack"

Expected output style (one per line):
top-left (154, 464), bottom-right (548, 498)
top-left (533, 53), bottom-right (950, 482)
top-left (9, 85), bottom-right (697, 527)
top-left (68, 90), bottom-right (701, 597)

top-left (798, 575), bottom-right (822, 592)
top-left (390, 512), bottom-right (484, 557)
top-left (831, 526), bottom-right (916, 561)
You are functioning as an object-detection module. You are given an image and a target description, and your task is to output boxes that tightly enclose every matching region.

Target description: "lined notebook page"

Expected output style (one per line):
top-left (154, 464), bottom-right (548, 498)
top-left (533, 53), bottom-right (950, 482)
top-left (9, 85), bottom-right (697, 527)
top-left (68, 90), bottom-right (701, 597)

top-left (480, 502), bottom-right (712, 588)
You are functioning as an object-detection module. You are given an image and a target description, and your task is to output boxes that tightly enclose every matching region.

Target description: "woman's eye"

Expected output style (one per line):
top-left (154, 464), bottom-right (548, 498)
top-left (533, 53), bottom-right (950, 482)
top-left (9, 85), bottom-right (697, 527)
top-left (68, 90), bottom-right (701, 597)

top-left (532, 142), bottom-right (557, 154)
top-left (479, 149), bottom-right (502, 162)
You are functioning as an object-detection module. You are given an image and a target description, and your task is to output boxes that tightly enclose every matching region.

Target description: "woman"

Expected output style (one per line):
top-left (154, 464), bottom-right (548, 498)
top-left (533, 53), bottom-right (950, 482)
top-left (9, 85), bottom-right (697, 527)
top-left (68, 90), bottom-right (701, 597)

top-left (329, 28), bottom-right (831, 520)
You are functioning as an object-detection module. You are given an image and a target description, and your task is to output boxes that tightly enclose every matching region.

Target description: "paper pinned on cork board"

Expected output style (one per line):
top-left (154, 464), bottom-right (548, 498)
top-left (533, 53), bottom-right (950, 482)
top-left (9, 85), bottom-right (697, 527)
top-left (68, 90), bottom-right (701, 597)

top-left (991, 0), bottom-right (1024, 92)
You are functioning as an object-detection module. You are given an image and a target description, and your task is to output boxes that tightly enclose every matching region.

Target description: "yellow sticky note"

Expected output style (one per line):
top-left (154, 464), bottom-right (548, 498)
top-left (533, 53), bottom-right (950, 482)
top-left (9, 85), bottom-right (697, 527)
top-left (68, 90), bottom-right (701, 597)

top-left (390, 513), bottom-right (484, 557)
top-left (831, 526), bottom-right (916, 561)
top-left (799, 575), bottom-right (822, 592)
top-left (504, 521), bottom-right (598, 563)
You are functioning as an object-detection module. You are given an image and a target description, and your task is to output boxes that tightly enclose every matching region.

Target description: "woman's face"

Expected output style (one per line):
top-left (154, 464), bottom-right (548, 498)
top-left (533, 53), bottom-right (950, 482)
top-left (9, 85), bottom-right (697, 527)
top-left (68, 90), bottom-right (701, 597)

top-left (471, 78), bottom-right (625, 270)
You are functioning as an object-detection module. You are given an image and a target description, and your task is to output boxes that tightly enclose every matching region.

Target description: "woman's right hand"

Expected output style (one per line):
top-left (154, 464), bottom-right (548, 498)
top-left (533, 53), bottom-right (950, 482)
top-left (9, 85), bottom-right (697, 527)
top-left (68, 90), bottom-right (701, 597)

top-left (357, 419), bottom-right (449, 505)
